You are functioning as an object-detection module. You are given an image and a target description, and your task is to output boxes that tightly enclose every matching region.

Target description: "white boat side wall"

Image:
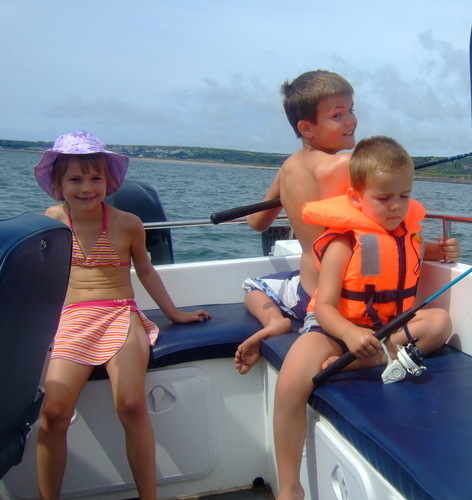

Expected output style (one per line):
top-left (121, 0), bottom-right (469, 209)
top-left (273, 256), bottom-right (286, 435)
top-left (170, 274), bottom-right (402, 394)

top-left (2, 359), bottom-right (274, 500)
top-left (131, 255), bottom-right (300, 308)
top-left (417, 261), bottom-right (472, 356)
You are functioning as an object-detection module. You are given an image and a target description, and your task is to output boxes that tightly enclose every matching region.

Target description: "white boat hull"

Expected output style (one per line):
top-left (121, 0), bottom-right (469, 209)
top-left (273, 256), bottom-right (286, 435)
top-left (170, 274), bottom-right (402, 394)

top-left (2, 250), bottom-right (471, 500)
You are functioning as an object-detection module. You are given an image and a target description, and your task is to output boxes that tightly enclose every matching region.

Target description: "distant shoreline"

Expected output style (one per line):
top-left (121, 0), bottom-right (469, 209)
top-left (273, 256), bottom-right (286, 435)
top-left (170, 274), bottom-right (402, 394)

top-left (135, 156), bottom-right (279, 170)
top-left (2, 148), bottom-right (472, 183)
top-left (414, 175), bottom-right (472, 185)
top-left (0, 148), bottom-right (279, 171)
top-left (136, 157), bottom-right (472, 183)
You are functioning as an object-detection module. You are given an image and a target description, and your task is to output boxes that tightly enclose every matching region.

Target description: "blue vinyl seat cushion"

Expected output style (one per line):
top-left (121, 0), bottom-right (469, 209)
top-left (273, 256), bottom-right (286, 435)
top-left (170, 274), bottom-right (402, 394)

top-left (147, 303), bottom-right (263, 367)
top-left (262, 332), bottom-right (472, 500)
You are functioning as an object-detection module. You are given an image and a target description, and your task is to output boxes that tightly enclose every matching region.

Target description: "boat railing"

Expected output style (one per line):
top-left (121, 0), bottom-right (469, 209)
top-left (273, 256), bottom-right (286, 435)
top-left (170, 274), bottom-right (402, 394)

top-left (143, 213), bottom-right (472, 239)
top-left (142, 215), bottom-right (289, 230)
top-left (425, 213), bottom-right (472, 241)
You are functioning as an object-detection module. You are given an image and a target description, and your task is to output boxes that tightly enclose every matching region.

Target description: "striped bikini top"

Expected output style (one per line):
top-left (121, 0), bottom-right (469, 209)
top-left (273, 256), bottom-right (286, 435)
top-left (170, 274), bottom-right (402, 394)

top-left (68, 203), bottom-right (130, 268)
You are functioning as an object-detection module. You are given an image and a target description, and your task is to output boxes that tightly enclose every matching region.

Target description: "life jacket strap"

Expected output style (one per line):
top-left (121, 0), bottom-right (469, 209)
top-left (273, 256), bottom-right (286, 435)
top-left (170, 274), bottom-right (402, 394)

top-left (364, 284), bottom-right (384, 330)
top-left (341, 284), bottom-right (418, 303)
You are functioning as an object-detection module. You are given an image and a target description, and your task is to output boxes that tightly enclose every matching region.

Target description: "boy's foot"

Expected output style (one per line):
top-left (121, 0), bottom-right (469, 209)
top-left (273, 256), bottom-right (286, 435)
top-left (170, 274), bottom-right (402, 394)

top-left (235, 336), bottom-right (262, 374)
top-left (235, 318), bottom-right (292, 374)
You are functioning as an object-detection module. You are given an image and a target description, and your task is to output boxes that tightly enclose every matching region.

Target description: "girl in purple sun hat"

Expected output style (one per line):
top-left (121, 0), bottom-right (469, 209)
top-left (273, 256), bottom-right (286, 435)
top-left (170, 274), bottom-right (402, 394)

top-left (35, 130), bottom-right (210, 499)
top-left (34, 130), bottom-right (128, 199)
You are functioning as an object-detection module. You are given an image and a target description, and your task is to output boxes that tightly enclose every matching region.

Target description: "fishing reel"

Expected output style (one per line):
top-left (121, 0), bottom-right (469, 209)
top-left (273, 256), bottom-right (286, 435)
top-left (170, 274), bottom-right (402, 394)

top-left (380, 326), bottom-right (426, 384)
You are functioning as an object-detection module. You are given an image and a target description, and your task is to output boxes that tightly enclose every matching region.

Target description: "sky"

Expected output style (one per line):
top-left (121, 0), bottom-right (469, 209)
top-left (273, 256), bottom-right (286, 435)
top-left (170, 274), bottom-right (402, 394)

top-left (1, 1), bottom-right (471, 155)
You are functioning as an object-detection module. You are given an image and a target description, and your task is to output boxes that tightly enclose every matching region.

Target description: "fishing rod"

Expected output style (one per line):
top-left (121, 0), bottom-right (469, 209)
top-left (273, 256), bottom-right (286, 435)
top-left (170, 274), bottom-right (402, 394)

top-left (210, 198), bottom-right (282, 225)
top-left (312, 265), bottom-right (472, 386)
top-left (210, 151), bottom-right (472, 224)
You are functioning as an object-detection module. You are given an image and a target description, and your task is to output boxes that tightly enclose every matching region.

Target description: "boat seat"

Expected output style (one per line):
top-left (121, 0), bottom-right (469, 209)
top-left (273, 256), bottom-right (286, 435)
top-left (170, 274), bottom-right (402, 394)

top-left (89, 303), bottom-right (263, 380)
top-left (262, 333), bottom-right (472, 500)
top-left (87, 301), bottom-right (472, 499)
top-left (0, 214), bottom-right (71, 479)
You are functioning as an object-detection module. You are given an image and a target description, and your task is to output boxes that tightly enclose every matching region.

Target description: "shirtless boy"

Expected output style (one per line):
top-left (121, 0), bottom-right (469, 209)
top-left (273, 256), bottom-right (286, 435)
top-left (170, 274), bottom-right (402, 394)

top-left (235, 70), bottom-right (357, 374)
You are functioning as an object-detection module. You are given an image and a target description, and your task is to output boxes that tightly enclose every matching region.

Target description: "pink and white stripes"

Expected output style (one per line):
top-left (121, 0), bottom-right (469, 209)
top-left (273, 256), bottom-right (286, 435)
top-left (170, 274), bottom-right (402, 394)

top-left (51, 299), bottom-right (158, 366)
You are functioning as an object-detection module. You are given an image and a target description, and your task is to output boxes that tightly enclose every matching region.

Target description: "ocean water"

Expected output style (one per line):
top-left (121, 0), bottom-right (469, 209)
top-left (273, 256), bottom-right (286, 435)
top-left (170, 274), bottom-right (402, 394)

top-left (1, 150), bottom-right (472, 264)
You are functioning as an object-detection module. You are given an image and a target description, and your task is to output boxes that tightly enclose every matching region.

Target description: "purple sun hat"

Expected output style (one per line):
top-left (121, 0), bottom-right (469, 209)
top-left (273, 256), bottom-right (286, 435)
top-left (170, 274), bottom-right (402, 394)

top-left (34, 130), bottom-right (129, 200)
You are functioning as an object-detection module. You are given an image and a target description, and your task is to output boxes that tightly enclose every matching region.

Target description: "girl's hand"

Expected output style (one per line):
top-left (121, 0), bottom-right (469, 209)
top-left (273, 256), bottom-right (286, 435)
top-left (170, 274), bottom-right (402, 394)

top-left (172, 309), bottom-right (211, 323)
top-left (439, 237), bottom-right (460, 262)
top-left (343, 326), bottom-right (381, 359)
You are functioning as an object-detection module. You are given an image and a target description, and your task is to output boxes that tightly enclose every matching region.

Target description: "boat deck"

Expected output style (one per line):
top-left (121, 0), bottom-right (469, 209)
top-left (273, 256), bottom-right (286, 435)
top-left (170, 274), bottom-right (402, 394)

top-left (126, 483), bottom-right (274, 500)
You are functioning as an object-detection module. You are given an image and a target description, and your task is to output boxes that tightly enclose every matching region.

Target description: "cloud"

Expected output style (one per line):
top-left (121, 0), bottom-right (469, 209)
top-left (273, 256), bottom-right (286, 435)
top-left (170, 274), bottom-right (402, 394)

top-left (47, 96), bottom-right (167, 125)
top-left (339, 31), bottom-right (470, 155)
top-left (19, 30), bottom-right (472, 155)
top-left (45, 77), bottom-right (295, 152)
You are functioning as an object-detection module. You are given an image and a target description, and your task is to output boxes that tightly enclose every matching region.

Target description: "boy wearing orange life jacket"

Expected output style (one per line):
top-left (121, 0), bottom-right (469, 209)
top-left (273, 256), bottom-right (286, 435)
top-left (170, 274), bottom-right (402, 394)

top-left (273, 136), bottom-right (460, 500)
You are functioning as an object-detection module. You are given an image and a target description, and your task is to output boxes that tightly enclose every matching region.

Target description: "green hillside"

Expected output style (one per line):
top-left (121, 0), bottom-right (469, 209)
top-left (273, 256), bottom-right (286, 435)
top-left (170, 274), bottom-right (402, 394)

top-left (1, 139), bottom-right (471, 179)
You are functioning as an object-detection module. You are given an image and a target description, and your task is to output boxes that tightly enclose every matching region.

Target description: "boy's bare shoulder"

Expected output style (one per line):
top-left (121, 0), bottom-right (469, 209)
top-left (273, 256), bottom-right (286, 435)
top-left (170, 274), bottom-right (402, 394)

top-left (280, 150), bottom-right (312, 173)
top-left (279, 151), bottom-right (315, 184)
top-left (280, 150), bottom-right (351, 185)
top-left (316, 152), bottom-right (351, 178)
top-left (282, 150), bottom-right (350, 172)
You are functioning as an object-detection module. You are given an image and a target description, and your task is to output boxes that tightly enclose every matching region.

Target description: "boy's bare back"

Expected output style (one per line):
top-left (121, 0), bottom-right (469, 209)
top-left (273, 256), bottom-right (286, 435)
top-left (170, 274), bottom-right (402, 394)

top-left (279, 149), bottom-right (351, 294)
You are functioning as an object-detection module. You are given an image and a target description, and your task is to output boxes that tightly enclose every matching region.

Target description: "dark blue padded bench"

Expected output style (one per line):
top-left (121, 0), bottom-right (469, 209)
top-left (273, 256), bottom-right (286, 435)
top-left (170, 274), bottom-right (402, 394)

top-left (147, 303), bottom-right (263, 367)
top-left (262, 334), bottom-right (472, 500)
top-left (90, 303), bottom-right (263, 379)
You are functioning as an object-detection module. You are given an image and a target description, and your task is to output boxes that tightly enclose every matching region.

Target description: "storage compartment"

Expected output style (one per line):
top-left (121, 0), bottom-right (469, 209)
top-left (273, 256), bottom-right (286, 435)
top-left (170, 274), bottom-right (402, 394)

top-left (310, 419), bottom-right (404, 500)
top-left (3, 366), bottom-right (215, 499)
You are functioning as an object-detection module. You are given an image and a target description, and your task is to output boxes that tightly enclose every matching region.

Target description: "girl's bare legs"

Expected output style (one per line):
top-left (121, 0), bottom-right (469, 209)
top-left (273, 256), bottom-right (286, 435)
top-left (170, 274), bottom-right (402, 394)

top-left (322, 307), bottom-right (452, 371)
top-left (37, 359), bottom-right (94, 500)
top-left (235, 290), bottom-right (292, 374)
top-left (274, 333), bottom-right (343, 500)
top-left (106, 313), bottom-right (157, 500)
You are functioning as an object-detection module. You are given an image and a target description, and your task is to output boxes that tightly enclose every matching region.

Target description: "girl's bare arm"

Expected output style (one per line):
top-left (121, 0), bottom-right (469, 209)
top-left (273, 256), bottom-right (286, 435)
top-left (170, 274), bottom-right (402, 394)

top-left (130, 217), bottom-right (210, 323)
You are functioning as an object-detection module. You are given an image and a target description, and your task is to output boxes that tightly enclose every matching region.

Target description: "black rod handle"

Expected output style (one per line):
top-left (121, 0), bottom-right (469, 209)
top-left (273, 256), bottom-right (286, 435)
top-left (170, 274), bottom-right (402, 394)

top-left (210, 198), bottom-right (282, 224)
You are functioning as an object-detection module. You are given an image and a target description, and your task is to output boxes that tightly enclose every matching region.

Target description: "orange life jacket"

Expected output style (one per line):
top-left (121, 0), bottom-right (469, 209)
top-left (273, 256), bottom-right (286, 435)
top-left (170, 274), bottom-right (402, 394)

top-left (303, 195), bottom-right (425, 328)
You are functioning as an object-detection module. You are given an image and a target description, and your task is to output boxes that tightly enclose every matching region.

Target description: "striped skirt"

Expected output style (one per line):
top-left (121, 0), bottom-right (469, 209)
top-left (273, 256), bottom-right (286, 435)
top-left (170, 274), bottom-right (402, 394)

top-left (51, 299), bottom-right (159, 366)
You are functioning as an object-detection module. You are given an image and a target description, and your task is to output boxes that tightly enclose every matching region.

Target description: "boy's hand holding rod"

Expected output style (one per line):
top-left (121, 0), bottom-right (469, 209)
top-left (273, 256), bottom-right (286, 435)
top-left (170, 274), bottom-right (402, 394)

top-left (313, 265), bottom-right (472, 386)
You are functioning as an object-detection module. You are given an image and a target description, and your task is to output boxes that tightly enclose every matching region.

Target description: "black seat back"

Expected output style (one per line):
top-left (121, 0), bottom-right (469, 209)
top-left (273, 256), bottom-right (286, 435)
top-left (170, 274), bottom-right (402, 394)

top-left (0, 214), bottom-right (71, 478)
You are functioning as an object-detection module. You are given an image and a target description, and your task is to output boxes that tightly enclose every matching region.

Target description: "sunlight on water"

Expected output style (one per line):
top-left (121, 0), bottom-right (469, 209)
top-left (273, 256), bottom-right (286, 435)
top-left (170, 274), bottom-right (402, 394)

top-left (1, 150), bottom-right (471, 264)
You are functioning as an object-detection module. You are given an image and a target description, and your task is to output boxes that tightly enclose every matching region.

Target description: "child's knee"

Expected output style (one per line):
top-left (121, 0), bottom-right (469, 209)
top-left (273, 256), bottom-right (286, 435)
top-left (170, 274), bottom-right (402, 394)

top-left (115, 395), bottom-right (147, 423)
top-left (275, 369), bottom-right (314, 405)
top-left (417, 308), bottom-right (452, 346)
top-left (244, 289), bottom-right (268, 305)
top-left (275, 382), bottom-right (310, 411)
top-left (40, 400), bottom-right (74, 432)
top-left (434, 309), bottom-right (452, 341)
